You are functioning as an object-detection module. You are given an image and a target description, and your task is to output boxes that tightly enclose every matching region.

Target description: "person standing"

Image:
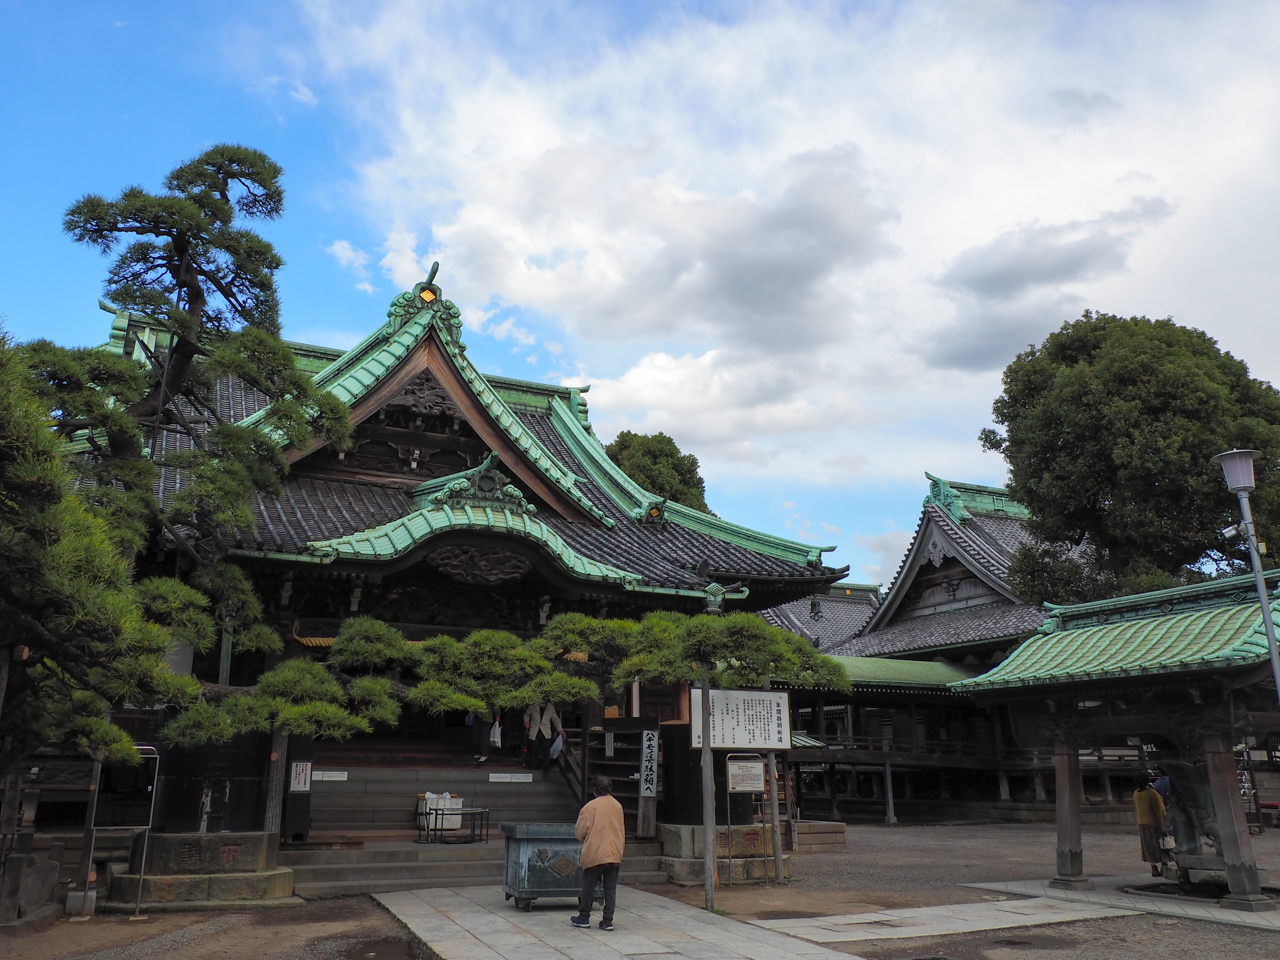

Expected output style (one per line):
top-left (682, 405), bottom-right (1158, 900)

top-left (524, 701), bottom-right (563, 773)
top-left (1133, 778), bottom-right (1168, 877)
top-left (571, 776), bottom-right (625, 931)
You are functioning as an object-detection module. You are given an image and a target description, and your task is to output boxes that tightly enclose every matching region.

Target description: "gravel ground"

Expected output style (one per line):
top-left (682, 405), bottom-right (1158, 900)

top-left (8, 897), bottom-right (419, 960)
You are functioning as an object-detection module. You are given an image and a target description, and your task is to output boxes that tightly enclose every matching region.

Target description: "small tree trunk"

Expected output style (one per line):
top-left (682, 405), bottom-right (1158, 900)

top-left (75, 759), bottom-right (102, 916)
top-left (262, 724), bottom-right (289, 838)
top-left (0, 657), bottom-right (9, 729)
top-left (700, 676), bottom-right (716, 912)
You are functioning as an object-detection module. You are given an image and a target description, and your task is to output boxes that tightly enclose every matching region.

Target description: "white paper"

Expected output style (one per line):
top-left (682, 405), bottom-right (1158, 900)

top-left (690, 689), bottom-right (791, 750)
top-left (289, 761), bottom-right (312, 793)
top-left (640, 730), bottom-right (659, 798)
top-left (727, 760), bottom-right (766, 793)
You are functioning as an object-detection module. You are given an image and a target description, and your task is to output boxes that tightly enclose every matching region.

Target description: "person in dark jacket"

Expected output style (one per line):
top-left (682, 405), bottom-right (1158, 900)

top-left (571, 776), bottom-right (626, 931)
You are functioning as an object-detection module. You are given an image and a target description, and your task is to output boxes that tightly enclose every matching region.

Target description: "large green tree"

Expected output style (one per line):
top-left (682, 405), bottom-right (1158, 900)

top-left (606, 431), bottom-right (711, 513)
top-left (10, 147), bottom-right (354, 799)
top-left (0, 329), bottom-right (199, 778)
top-left (981, 311), bottom-right (1280, 600)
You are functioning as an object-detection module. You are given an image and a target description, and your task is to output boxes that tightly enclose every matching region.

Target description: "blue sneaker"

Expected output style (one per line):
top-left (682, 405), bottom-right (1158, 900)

top-left (570, 916), bottom-right (591, 929)
top-left (599, 920), bottom-right (614, 931)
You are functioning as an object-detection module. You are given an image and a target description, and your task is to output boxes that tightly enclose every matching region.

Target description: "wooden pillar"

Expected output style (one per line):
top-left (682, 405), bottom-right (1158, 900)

top-left (998, 771), bottom-right (1011, 801)
top-left (938, 769), bottom-right (950, 800)
top-left (1101, 772), bottom-right (1114, 804)
top-left (909, 703), bottom-right (920, 753)
top-left (904, 772), bottom-right (914, 800)
top-left (883, 762), bottom-right (896, 825)
top-left (1034, 771), bottom-right (1047, 802)
top-left (1205, 734), bottom-right (1273, 910)
top-left (1049, 740), bottom-right (1092, 889)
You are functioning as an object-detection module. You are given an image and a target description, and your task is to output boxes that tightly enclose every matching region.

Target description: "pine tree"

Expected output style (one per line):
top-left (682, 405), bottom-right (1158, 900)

top-left (0, 328), bottom-right (199, 778)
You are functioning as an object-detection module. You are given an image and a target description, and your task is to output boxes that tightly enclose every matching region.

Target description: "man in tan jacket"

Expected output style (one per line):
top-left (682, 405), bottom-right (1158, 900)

top-left (571, 776), bottom-right (625, 931)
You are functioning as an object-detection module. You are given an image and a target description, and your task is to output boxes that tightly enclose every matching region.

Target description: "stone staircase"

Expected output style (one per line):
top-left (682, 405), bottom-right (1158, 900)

top-left (281, 839), bottom-right (666, 899)
top-left (307, 763), bottom-right (578, 834)
top-left (289, 763), bottom-right (667, 897)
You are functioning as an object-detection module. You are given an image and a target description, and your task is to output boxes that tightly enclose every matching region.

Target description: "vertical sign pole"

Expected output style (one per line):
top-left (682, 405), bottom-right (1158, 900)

top-left (700, 679), bottom-right (716, 912)
top-left (725, 766), bottom-right (733, 888)
top-left (763, 681), bottom-right (786, 884)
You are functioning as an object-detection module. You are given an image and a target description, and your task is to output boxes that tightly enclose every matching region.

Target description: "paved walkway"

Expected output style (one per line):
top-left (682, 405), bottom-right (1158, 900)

top-left (968, 875), bottom-right (1280, 932)
top-left (748, 896), bottom-right (1134, 943)
top-left (376, 885), bottom-right (864, 960)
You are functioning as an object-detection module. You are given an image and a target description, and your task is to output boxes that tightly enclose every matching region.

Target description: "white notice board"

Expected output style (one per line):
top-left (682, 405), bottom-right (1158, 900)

top-left (289, 761), bottom-right (312, 793)
top-left (727, 760), bottom-right (765, 793)
top-left (690, 689), bottom-right (790, 750)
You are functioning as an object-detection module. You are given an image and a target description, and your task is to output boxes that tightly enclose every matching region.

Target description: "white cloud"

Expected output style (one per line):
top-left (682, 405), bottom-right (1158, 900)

top-left (289, 1), bottom-right (1280, 492)
top-left (854, 528), bottom-right (915, 585)
top-left (326, 239), bottom-right (369, 272)
top-left (290, 81), bottom-right (318, 106)
top-left (489, 317), bottom-right (537, 346)
top-left (326, 239), bottom-right (378, 294)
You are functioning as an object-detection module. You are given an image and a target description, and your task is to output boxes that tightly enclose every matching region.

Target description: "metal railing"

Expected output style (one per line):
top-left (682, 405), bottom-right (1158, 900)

top-left (810, 735), bottom-right (994, 759)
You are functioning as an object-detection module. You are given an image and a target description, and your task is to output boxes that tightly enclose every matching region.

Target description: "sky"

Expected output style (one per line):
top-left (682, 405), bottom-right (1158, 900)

top-left (2, 1), bottom-right (1279, 585)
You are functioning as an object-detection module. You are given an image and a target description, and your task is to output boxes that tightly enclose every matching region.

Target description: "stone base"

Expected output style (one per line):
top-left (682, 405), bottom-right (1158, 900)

top-left (1220, 894), bottom-right (1277, 913)
top-left (1048, 875), bottom-right (1095, 890)
top-left (660, 855), bottom-right (788, 885)
top-left (0, 902), bottom-right (62, 936)
top-left (109, 867), bottom-right (294, 903)
top-left (658, 823), bottom-right (779, 860)
top-left (98, 896), bottom-right (306, 914)
top-left (65, 889), bottom-right (97, 915)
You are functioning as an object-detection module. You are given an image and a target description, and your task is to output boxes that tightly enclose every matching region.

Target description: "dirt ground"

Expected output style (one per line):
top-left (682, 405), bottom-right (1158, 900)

top-left (7, 897), bottom-right (420, 960)
top-left (13, 823), bottom-right (1280, 960)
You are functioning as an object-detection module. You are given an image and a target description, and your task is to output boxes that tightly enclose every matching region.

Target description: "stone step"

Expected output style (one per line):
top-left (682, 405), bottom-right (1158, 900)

top-left (287, 854), bottom-right (664, 884)
top-left (293, 871), bottom-right (668, 900)
top-left (279, 841), bottom-right (662, 866)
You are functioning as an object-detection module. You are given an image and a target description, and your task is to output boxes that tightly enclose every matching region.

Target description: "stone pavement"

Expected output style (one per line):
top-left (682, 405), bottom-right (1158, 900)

top-left (968, 875), bottom-right (1280, 932)
top-left (375, 885), bottom-right (864, 960)
top-left (748, 896), bottom-right (1134, 943)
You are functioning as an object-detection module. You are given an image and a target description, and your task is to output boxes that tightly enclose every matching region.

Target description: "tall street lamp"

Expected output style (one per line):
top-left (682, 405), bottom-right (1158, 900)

top-left (1212, 449), bottom-right (1280, 705)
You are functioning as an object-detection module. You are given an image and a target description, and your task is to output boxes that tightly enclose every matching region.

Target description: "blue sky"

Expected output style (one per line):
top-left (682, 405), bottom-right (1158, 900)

top-left (4, 2), bottom-right (1280, 584)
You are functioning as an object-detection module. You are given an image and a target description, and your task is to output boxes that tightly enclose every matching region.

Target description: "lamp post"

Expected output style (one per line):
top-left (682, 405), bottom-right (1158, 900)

top-left (1212, 449), bottom-right (1280, 705)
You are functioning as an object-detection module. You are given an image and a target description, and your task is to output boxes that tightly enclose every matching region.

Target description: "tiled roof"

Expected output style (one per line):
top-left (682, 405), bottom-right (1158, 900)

top-left (827, 602), bottom-right (1047, 657)
top-left (105, 283), bottom-right (842, 598)
top-left (759, 590), bottom-right (878, 646)
top-left (248, 478), bottom-right (412, 555)
top-left (519, 409), bottom-right (838, 588)
top-left (955, 589), bottom-right (1278, 691)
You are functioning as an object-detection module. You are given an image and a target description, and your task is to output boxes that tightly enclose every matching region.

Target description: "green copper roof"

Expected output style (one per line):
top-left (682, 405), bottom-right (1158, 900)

top-left (305, 499), bottom-right (635, 583)
top-left (95, 301), bottom-right (342, 374)
top-left (953, 578), bottom-right (1279, 692)
top-left (924, 472), bottom-right (1029, 523)
top-left (546, 396), bottom-right (831, 567)
top-left (830, 656), bottom-right (977, 687)
top-left (240, 283), bottom-right (614, 527)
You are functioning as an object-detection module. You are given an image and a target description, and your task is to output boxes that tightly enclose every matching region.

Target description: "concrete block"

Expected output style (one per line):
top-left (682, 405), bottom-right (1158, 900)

top-left (111, 873), bottom-right (210, 903)
top-left (659, 855), bottom-right (788, 885)
top-left (208, 868), bottom-right (294, 900)
top-left (146, 832), bottom-right (273, 875)
top-left (656, 823), bottom-right (778, 859)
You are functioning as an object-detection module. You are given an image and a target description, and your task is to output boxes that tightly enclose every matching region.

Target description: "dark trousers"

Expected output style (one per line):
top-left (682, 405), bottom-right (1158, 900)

top-left (577, 862), bottom-right (619, 922)
top-left (528, 732), bottom-right (550, 770)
